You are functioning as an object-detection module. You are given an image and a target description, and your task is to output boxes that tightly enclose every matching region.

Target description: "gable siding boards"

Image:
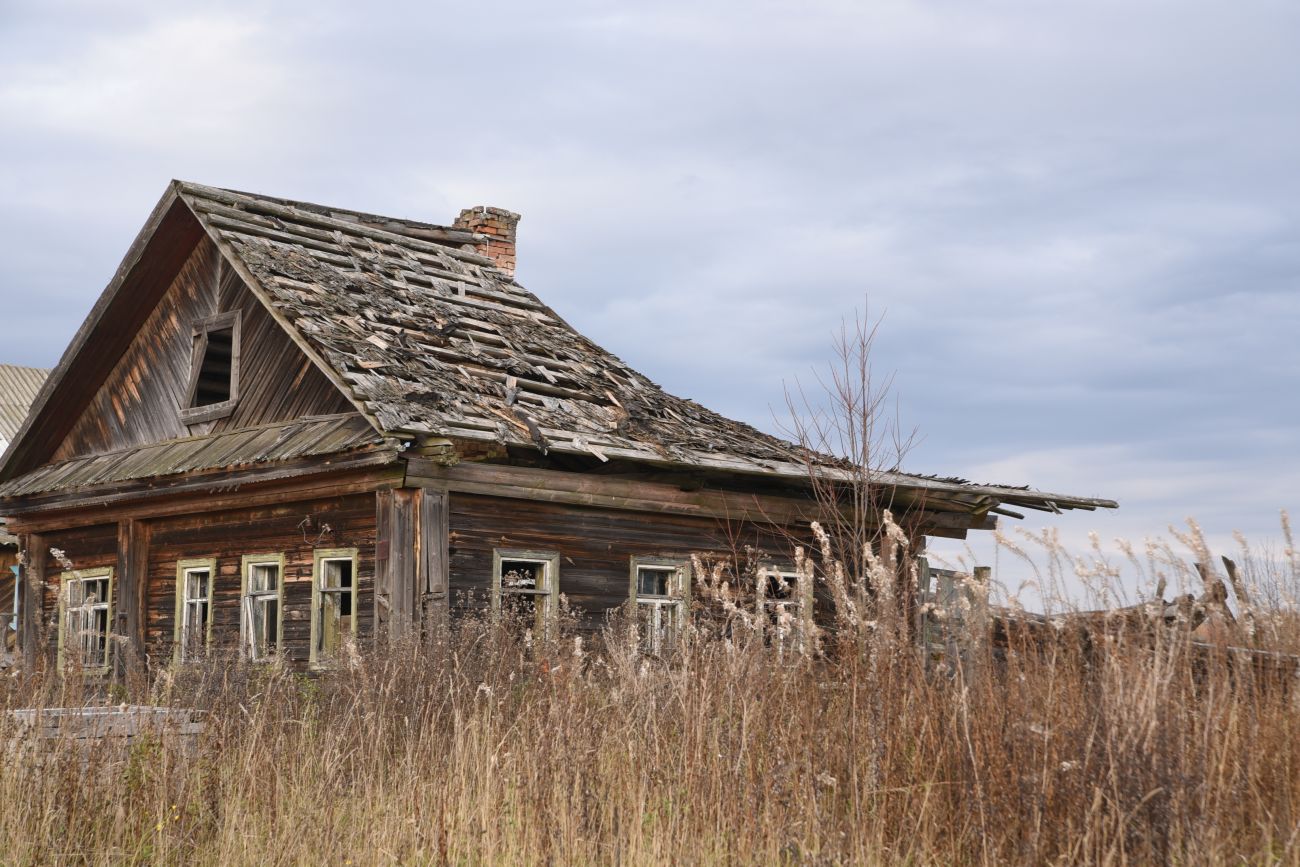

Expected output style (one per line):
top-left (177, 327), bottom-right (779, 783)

top-left (50, 237), bottom-right (352, 464)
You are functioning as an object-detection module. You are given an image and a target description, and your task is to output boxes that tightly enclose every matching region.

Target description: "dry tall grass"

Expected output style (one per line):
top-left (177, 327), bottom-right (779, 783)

top-left (2, 517), bottom-right (1298, 866)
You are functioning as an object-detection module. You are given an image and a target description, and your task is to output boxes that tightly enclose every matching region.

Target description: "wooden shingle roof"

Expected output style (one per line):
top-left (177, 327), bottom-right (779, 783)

top-left (0, 181), bottom-right (1117, 517)
top-left (179, 182), bottom-right (810, 472)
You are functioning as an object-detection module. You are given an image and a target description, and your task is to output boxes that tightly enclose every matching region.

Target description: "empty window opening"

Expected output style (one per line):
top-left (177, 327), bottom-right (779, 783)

top-left (492, 550), bottom-right (559, 637)
top-left (193, 326), bottom-right (234, 406)
top-left (312, 550), bottom-right (358, 667)
top-left (61, 569), bottom-right (113, 672)
top-left (242, 557), bottom-right (282, 661)
top-left (630, 557), bottom-right (690, 655)
top-left (181, 311), bottom-right (241, 423)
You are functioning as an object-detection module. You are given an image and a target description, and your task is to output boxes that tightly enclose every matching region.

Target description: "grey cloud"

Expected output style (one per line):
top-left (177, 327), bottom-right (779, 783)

top-left (1, 0), bottom-right (1297, 603)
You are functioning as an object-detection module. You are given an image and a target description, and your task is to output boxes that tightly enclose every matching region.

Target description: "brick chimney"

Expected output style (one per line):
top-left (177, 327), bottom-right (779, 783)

top-left (453, 205), bottom-right (521, 278)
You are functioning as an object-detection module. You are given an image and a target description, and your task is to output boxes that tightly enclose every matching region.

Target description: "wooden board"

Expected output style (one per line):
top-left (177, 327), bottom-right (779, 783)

top-left (146, 493), bottom-right (376, 666)
top-left (50, 236), bottom-right (352, 463)
top-left (447, 493), bottom-right (800, 629)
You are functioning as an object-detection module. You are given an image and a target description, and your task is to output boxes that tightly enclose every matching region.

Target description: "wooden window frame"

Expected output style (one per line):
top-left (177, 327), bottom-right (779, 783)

top-left (57, 567), bottom-right (114, 675)
top-left (491, 548), bottom-right (560, 638)
top-left (1, 565), bottom-right (17, 658)
top-left (629, 556), bottom-right (691, 655)
top-left (309, 548), bottom-right (359, 669)
top-left (240, 554), bottom-right (285, 662)
top-left (173, 558), bottom-right (216, 663)
top-left (180, 310), bottom-right (242, 425)
top-left (757, 563), bottom-right (814, 654)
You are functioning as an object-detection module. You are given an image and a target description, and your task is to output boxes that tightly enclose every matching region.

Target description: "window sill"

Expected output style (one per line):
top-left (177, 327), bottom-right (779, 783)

top-left (180, 399), bottom-right (239, 426)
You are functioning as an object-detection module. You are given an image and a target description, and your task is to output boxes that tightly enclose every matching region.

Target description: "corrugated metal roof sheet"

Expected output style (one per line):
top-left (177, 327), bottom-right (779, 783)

top-left (0, 365), bottom-right (48, 444)
top-left (0, 413), bottom-right (391, 498)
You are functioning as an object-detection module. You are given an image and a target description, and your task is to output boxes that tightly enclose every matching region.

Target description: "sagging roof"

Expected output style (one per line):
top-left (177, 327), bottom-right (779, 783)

top-left (0, 365), bottom-right (48, 444)
top-left (0, 181), bottom-right (1117, 519)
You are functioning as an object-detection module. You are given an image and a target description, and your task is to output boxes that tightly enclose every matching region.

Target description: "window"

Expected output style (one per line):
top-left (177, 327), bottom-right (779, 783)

top-left (180, 311), bottom-right (241, 424)
top-left (1, 566), bottom-right (17, 657)
top-left (311, 548), bottom-right (358, 667)
top-left (629, 556), bottom-right (691, 654)
top-left (241, 555), bottom-right (284, 661)
top-left (757, 564), bottom-right (813, 654)
top-left (174, 558), bottom-right (216, 662)
top-left (492, 549), bottom-right (560, 638)
top-left (58, 568), bottom-right (113, 674)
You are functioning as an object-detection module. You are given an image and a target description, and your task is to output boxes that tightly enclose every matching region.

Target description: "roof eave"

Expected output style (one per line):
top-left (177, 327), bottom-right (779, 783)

top-left (424, 426), bottom-right (1118, 516)
top-left (0, 183), bottom-right (188, 483)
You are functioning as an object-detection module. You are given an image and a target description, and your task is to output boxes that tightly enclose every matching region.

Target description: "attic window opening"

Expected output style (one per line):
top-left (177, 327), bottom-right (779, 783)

top-left (181, 311), bottom-right (241, 424)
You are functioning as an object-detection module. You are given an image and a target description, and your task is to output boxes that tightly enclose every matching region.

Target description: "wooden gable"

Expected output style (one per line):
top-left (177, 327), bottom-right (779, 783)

top-left (50, 235), bottom-right (352, 463)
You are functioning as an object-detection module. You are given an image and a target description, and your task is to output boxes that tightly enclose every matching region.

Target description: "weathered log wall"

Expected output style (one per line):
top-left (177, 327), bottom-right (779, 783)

top-left (34, 523), bottom-right (118, 658)
top-left (146, 494), bottom-right (376, 666)
top-left (29, 494), bottom-right (375, 668)
top-left (447, 492), bottom-right (801, 627)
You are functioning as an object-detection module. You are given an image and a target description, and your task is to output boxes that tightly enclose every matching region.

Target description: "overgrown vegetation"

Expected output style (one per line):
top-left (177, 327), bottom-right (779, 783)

top-left (2, 513), bottom-right (1297, 866)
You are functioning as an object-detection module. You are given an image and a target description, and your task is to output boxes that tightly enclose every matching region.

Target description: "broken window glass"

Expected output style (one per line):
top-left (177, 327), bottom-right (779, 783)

top-left (632, 561), bottom-right (687, 655)
top-left (63, 571), bottom-right (112, 671)
top-left (180, 566), bottom-right (211, 660)
top-left (494, 553), bottom-right (556, 636)
top-left (313, 554), bottom-right (356, 665)
top-left (243, 559), bottom-right (281, 661)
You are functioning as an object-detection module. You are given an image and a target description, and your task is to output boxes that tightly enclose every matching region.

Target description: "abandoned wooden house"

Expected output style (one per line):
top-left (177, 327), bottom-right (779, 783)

top-left (0, 181), bottom-right (1116, 675)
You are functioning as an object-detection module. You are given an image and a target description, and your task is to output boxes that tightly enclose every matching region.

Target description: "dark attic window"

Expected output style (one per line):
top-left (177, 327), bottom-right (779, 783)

top-left (180, 311), bottom-right (241, 424)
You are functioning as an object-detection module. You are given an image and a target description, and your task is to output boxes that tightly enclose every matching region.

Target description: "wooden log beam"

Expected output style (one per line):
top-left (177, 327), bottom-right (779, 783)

top-left (376, 489), bottom-right (415, 642)
top-left (18, 534), bottom-right (44, 670)
top-left (2, 461), bottom-right (403, 533)
top-left (114, 519), bottom-right (150, 679)
top-left (420, 487), bottom-right (449, 640)
top-left (404, 458), bottom-right (988, 537)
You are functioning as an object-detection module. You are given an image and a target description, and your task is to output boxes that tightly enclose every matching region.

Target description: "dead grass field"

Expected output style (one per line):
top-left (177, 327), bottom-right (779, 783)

top-left (2, 521), bottom-right (1298, 866)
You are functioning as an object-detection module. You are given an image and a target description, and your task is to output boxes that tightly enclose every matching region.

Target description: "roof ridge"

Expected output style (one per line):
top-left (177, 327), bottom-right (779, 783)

top-left (176, 181), bottom-right (495, 264)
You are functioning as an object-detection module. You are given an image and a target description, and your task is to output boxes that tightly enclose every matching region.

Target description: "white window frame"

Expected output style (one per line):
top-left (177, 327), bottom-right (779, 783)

top-left (629, 556), bottom-right (691, 655)
top-left (58, 567), bottom-right (114, 675)
top-left (757, 563), bottom-right (813, 655)
top-left (174, 557), bottom-right (216, 662)
top-left (241, 554), bottom-right (285, 662)
top-left (310, 548), bottom-right (359, 668)
top-left (491, 548), bottom-right (560, 638)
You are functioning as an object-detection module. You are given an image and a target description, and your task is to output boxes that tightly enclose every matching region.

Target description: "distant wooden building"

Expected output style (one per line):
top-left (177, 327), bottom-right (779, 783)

top-left (0, 364), bottom-right (49, 661)
top-left (0, 182), bottom-right (1115, 674)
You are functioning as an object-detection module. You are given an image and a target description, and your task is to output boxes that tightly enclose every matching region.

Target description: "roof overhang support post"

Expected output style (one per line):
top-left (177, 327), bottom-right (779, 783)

top-left (17, 534), bottom-right (44, 670)
top-left (114, 518), bottom-right (149, 685)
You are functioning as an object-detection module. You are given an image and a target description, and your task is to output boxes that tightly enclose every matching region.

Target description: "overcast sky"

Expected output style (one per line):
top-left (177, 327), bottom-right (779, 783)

top-left (2, 0), bottom-right (1297, 606)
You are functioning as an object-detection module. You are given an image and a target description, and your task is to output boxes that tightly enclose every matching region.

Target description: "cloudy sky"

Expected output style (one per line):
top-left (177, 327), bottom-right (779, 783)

top-left (2, 0), bottom-right (1297, 605)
